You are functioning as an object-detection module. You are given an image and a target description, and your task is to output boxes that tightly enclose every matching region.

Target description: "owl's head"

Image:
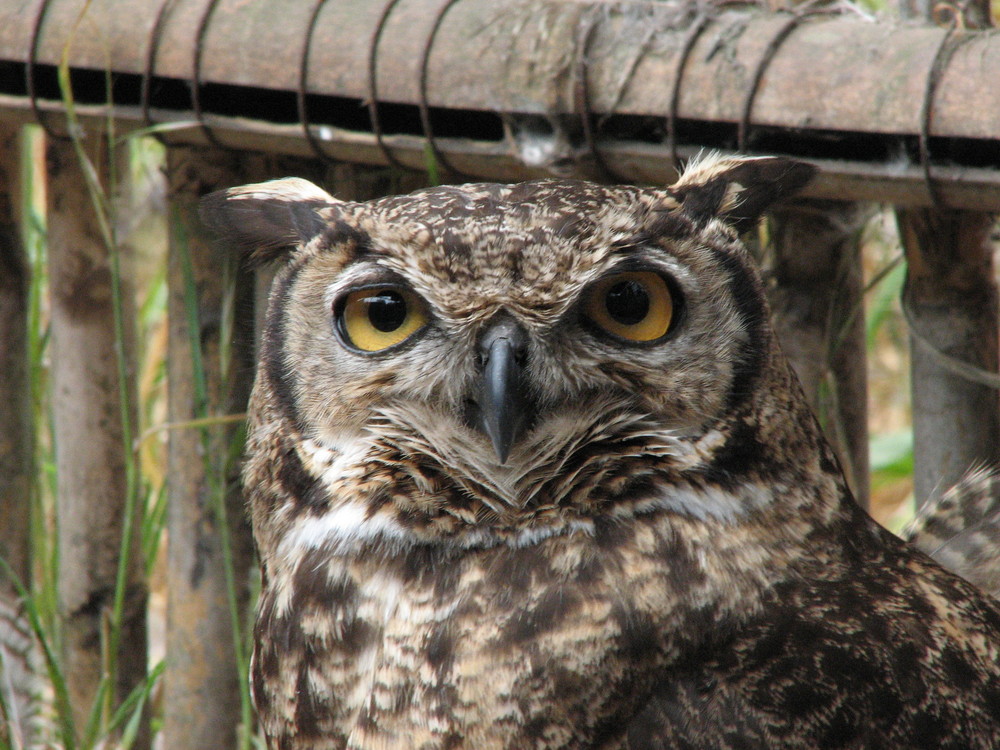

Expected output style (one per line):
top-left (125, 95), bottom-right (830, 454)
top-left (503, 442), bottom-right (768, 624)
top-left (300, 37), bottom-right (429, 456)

top-left (203, 156), bottom-right (819, 549)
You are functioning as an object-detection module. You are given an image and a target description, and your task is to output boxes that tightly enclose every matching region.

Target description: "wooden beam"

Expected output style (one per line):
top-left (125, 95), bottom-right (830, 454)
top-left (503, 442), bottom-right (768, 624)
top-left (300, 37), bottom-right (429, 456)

top-left (0, 122), bottom-right (35, 750)
top-left (0, 1), bottom-right (994, 208)
top-left (0, 97), bottom-right (996, 211)
top-left (898, 209), bottom-right (1000, 505)
top-left (766, 201), bottom-right (871, 508)
top-left (5, 1), bottom-right (999, 141)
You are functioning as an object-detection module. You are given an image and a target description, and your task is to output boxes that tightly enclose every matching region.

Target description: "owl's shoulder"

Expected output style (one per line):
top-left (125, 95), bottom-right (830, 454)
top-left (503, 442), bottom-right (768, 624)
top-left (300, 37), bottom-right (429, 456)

top-left (628, 513), bottom-right (1000, 748)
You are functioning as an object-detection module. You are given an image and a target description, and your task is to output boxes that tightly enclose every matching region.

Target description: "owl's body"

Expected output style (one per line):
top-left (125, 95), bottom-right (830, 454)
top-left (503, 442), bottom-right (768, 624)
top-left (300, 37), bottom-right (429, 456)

top-left (202, 157), bottom-right (1000, 749)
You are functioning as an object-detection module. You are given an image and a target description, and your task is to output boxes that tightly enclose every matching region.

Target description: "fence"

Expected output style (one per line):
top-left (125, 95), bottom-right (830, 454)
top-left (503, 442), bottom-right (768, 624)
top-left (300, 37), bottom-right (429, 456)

top-left (0, 0), bottom-right (997, 747)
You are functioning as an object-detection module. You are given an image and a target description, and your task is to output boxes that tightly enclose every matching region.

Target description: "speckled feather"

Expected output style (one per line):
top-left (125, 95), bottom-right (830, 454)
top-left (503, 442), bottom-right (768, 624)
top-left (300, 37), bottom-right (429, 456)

top-left (201, 156), bottom-right (1000, 750)
top-left (906, 468), bottom-right (1000, 600)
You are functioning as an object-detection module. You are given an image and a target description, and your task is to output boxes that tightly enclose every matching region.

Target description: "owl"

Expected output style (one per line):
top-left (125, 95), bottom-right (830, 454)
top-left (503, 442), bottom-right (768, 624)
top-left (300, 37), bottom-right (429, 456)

top-left (201, 156), bottom-right (1000, 749)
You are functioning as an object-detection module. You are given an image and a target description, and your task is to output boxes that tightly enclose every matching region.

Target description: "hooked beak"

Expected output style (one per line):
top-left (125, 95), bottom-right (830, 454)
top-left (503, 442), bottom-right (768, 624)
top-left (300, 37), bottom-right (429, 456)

top-left (476, 318), bottom-right (531, 464)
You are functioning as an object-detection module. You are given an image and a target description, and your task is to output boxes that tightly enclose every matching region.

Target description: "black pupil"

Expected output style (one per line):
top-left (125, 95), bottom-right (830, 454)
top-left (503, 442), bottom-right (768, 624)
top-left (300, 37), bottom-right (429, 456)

top-left (365, 290), bottom-right (407, 332)
top-left (605, 280), bottom-right (649, 326)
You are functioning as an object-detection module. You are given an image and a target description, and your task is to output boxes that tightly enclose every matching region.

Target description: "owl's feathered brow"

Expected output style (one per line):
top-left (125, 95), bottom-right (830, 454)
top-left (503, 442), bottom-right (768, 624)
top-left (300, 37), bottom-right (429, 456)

top-left (202, 156), bottom-right (1000, 750)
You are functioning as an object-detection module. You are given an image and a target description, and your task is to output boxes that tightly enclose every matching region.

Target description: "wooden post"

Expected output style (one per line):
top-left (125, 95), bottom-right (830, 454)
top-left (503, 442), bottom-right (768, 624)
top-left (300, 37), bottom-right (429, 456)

top-left (161, 151), bottom-right (376, 748)
top-left (898, 210), bottom-right (1000, 504)
top-left (0, 124), bottom-right (35, 748)
top-left (162, 146), bottom-right (255, 750)
top-left (766, 201), bottom-right (871, 507)
top-left (45, 135), bottom-right (148, 744)
top-left (896, 0), bottom-right (999, 507)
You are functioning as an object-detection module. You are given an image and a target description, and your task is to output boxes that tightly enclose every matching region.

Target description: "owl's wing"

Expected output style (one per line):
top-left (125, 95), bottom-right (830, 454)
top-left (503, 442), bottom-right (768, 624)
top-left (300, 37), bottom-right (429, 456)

top-left (625, 623), bottom-right (984, 749)
top-left (625, 671), bottom-right (774, 749)
top-left (625, 530), bottom-right (1000, 749)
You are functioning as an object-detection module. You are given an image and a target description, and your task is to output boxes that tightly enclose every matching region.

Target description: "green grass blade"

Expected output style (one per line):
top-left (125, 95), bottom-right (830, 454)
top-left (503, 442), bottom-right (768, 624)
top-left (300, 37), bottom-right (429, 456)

top-left (57, 2), bottom-right (147, 736)
top-left (141, 483), bottom-right (168, 577)
top-left (423, 142), bottom-right (441, 186)
top-left (173, 210), bottom-right (253, 749)
top-left (865, 258), bottom-right (906, 350)
top-left (80, 678), bottom-right (111, 750)
top-left (103, 661), bottom-right (164, 749)
top-left (0, 559), bottom-right (77, 750)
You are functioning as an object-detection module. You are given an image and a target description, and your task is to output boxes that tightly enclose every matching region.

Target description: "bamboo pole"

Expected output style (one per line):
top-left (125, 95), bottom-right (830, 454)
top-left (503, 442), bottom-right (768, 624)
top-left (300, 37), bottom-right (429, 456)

top-left (0, 123), bottom-right (35, 748)
top-left (3, 98), bottom-right (999, 210)
top-left (766, 201), bottom-right (870, 507)
top-left (163, 146), bottom-right (255, 750)
top-left (6, 1), bottom-right (1000, 143)
top-left (45, 134), bottom-right (148, 745)
top-left (899, 210), bottom-right (1000, 504)
top-left (0, 0), bottom-right (998, 213)
top-left (162, 150), bottom-right (392, 748)
top-left (896, 0), bottom-right (1000, 507)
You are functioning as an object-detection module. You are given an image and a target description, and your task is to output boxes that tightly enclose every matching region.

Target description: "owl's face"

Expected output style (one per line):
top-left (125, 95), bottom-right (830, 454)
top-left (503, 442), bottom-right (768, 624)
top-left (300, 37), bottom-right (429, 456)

top-left (203, 156), bottom-right (817, 547)
top-left (282, 183), bottom-right (749, 452)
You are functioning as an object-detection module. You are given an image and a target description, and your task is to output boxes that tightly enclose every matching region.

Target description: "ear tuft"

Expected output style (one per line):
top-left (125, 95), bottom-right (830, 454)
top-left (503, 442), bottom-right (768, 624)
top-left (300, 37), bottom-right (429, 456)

top-left (669, 155), bottom-right (817, 234)
top-left (199, 177), bottom-right (340, 265)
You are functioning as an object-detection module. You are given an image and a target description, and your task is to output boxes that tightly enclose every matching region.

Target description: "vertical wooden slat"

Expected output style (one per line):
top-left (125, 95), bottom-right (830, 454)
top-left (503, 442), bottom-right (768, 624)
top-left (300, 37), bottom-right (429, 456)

top-left (45, 135), bottom-right (148, 741)
top-left (0, 124), bottom-right (35, 747)
top-left (896, 0), bottom-right (999, 507)
top-left (898, 210), bottom-right (1000, 504)
top-left (767, 201), bottom-right (871, 507)
top-left (162, 151), bottom-right (356, 748)
top-left (163, 146), bottom-right (255, 750)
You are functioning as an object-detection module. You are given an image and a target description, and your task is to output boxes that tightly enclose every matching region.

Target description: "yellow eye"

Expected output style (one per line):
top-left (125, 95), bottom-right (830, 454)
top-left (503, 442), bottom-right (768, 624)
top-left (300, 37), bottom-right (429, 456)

top-left (336, 286), bottom-right (428, 352)
top-left (584, 271), bottom-right (674, 343)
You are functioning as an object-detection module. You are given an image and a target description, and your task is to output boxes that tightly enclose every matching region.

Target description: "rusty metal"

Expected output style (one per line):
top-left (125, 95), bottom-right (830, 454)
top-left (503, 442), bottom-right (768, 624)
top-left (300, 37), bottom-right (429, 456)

top-left (418, 0), bottom-right (466, 178)
top-left (191, 0), bottom-right (224, 149)
top-left (142, 0), bottom-right (179, 137)
top-left (737, 1), bottom-right (832, 152)
top-left (297, 0), bottom-right (335, 163)
top-left (918, 21), bottom-right (958, 207)
top-left (368, 0), bottom-right (407, 170)
top-left (26, 0), bottom-right (58, 139)
top-left (666, 13), bottom-right (709, 169)
top-left (574, 10), bottom-right (614, 181)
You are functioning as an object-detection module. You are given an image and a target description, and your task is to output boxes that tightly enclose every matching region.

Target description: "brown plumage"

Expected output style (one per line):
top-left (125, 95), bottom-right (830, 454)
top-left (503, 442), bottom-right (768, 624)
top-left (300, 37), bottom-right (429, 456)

top-left (907, 468), bottom-right (1000, 600)
top-left (201, 156), bottom-right (1000, 749)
